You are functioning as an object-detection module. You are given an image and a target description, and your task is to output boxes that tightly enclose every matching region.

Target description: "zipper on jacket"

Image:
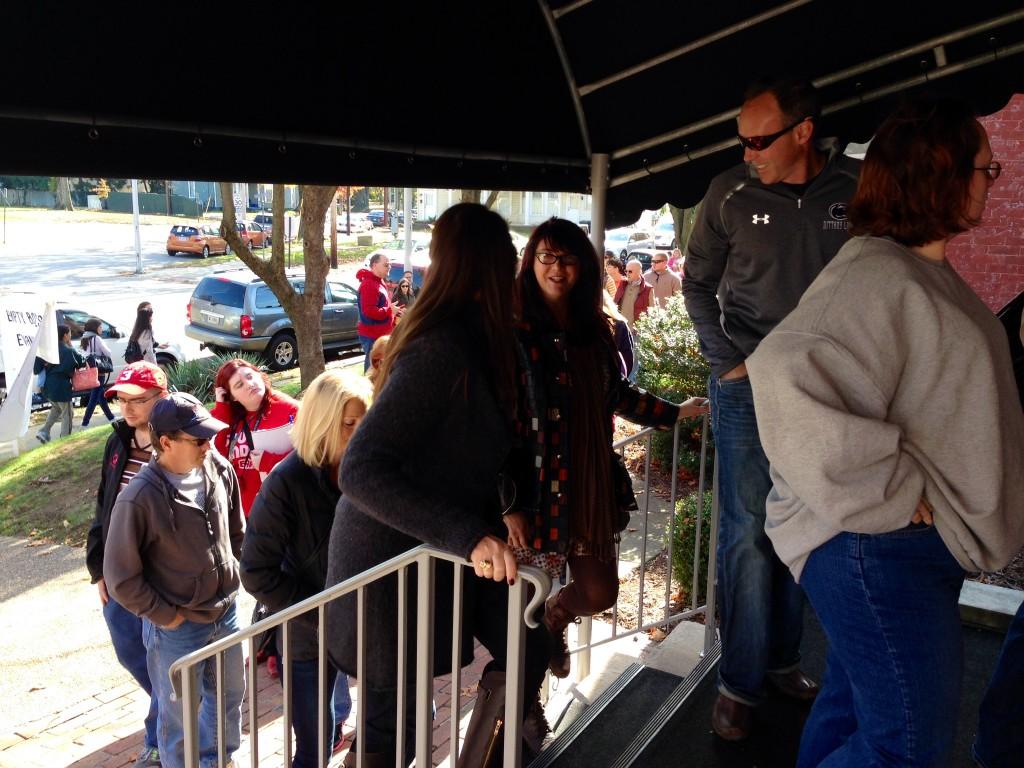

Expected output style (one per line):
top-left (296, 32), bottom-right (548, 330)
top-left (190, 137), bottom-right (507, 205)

top-left (797, 198), bottom-right (802, 209)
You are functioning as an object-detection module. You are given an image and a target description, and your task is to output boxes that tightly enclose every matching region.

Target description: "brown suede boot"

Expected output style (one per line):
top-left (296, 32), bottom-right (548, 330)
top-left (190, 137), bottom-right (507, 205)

top-left (543, 593), bottom-right (576, 679)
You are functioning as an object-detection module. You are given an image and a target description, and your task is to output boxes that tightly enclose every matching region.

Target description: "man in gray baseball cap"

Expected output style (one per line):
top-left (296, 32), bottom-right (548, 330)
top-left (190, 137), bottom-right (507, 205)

top-left (104, 392), bottom-right (245, 768)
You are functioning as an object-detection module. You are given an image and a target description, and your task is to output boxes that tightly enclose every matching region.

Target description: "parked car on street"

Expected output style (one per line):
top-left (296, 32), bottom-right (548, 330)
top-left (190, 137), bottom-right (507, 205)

top-left (337, 212), bottom-right (372, 233)
top-left (605, 228), bottom-right (654, 259)
top-left (653, 217), bottom-right (677, 250)
top-left (625, 248), bottom-right (658, 272)
top-left (185, 271), bottom-right (362, 370)
top-left (236, 221), bottom-right (269, 249)
top-left (385, 251), bottom-right (430, 291)
top-left (166, 224), bottom-right (229, 258)
top-left (364, 237), bottom-right (431, 284)
top-left (252, 214), bottom-right (274, 242)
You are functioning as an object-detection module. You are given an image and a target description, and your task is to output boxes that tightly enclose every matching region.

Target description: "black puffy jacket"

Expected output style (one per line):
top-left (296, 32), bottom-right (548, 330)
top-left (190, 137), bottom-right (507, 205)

top-left (86, 420), bottom-right (135, 583)
top-left (240, 451), bottom-right (338, 660)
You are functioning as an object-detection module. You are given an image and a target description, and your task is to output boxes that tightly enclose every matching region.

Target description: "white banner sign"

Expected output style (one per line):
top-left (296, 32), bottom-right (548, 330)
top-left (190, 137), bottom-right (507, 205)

top-left (0, 297), bottom-right (56, 443)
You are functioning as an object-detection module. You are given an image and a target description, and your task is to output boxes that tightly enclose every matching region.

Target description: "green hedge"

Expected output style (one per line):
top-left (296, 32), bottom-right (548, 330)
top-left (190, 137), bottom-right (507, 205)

top-left (669, 490), bottom-right (714, 604)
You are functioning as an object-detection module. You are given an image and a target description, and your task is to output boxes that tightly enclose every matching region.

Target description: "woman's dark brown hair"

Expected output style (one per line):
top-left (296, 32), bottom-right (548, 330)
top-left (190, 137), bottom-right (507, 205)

top-left (375, 203), bottom-right (519, 412)
top-left (848, 98), bottom-right (982, 246)
top-left (517, 217), bottom-right (610, 344)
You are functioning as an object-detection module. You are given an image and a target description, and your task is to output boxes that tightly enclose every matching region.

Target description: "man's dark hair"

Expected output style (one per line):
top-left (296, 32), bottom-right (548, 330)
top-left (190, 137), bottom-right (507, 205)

top-left (744, 77), bottom-right (821, 128)
top-left (369, 252), bottom-right (386, 268)
top-left (150, 426), bottom-right (175, 455)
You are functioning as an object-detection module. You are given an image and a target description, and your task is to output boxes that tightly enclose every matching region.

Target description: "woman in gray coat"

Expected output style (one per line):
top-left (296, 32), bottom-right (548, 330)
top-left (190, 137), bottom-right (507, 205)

top-left (326, 203), bottom-right (550, 767)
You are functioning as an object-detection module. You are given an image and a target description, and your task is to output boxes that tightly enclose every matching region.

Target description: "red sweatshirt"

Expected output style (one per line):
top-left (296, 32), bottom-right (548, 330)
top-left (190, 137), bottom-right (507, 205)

top-left (356, 268), bottom-right (396, 340)
top-left (212, 392), bottom-right (300, 516)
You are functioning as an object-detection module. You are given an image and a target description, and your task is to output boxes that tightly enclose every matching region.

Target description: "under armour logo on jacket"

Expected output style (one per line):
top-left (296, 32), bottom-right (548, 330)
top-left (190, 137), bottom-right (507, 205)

top-left (752, 214), bottom-right (770, 224)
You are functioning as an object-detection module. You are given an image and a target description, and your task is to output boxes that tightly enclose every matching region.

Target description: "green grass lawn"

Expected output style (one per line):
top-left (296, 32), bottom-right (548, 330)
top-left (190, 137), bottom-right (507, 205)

top-left (156, 243), bottom-right (378, 272)
top-left (0, 426), bottom-right (109, 546)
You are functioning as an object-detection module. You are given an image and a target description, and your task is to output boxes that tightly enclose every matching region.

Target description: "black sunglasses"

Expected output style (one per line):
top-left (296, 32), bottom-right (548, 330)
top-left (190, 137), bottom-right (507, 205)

top-left (737, 116), bottom-right (809, 152)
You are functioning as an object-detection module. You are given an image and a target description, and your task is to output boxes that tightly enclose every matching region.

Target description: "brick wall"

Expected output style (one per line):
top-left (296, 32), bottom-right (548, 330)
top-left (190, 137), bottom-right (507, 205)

top-left (947, 93), bottom-right (1024, 312)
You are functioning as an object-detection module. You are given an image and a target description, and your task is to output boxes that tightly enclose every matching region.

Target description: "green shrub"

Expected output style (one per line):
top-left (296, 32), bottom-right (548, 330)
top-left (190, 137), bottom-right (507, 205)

top-left (669, 490), bottom-right (714, 605)
top-left (166, 351), bottom-right (267, 403)
top-left (633, 293), bottom-right (713, 476)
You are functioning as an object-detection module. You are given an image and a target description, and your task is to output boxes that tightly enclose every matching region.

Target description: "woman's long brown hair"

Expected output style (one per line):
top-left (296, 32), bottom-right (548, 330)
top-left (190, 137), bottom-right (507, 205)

top-left (375, 203), bottom-right (519, 413)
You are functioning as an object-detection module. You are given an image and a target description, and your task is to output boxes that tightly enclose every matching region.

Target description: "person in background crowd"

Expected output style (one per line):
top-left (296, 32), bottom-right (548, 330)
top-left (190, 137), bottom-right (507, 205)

top-left (128, 302), bottom-right (168, 364)
top-left (604, 253), bottom-right (625, 297)
top-left (748, 97), bottom-right (1023, 766)
top-left (643, 251), bottom-right (682, 308)
top-left (356, 254), bottom-right (398, 372)
top-left (683, 76), bottom-right (860, 740)
top-left (80, 317), bottom-right (116, 428)
top-left (602, 292), bottom-right (634, 378)
top-left (241, 371), bottom-right (373, 767)
top-left (212, 358), bottom-right (299, 516)
top-left (508, 218), bottom-right (708, 681)
top-left (391, 277), bottom-right (417, 311)
top-left (402, 270), bottom-right (420, 297)
top-left (613, 259), bottom-right (652, 332)
top-left (85, 362), bottom-right (169, 768)
top-left (36, 324), bottom-right (85, 443)
top-left (104, 393), bottom-right (245, 768)
top-left (668, 247), bottom-right (684, 272)
top-left (325, 203), bottom-right (551, 767)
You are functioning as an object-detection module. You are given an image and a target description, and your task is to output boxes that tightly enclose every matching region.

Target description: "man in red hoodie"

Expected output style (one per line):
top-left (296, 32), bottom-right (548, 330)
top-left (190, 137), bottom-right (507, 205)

top-left (356, 253), bottom-right (397, 371)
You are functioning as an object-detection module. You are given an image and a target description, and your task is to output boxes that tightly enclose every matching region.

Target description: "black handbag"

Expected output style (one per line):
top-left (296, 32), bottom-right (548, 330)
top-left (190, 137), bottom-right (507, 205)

top-left (88, 354), bottom-right (114, 374)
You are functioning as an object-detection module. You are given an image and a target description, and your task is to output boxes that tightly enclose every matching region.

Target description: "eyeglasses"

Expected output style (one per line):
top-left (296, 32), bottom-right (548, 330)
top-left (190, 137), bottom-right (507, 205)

top-left (116, 393), bottom-right (159, 407)
top-left (173, 435), bottom-right (210, 447)
top-left (737, 116), bottom-right (809, 152)
top-left (536, 250), bottom-right (579, 267)
top-left (652, 258), bottom-right (667, 264)
top-left (975, 161), bottom-right (1002, 181)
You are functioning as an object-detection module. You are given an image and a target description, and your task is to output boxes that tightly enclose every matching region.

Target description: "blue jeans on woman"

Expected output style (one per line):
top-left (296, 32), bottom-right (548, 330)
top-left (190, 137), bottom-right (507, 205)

top-left (797, 524), bottom-right (966, 767)
top-left (81, 379), bottom-right (114, 427)
top-left (708, 375), bottom-right (807, 704)
top-left (143, 602), bottom-right (245, 768)
top-left (973, 599), bottom-right (1024, 768)
top-left (102, 597), bottom-right (159, 753)
top-left (277, 657), bottom-right (339, 768)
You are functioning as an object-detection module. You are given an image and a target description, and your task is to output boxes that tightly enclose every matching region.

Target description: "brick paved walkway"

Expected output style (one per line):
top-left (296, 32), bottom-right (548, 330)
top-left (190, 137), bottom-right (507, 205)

top-left (2, 647), bottom-right (492, 768)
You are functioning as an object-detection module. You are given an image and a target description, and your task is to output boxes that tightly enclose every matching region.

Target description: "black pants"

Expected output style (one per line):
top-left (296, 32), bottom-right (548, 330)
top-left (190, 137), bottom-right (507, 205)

top-left (356, 579), bottom-right (552, 765)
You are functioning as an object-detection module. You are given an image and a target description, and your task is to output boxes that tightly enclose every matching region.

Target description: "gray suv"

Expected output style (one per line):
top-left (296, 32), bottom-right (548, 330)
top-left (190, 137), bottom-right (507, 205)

top-left (185, 271), bottom-right (361, 370)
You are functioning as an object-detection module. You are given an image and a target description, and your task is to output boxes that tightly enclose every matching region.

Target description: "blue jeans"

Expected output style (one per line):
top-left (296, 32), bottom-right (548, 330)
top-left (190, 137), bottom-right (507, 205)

top-left (81, 383), bottom-right (114, 426)
top-left (277, 657), bottom-right (338, 768)
top-left (798, 525), bottom-right (966, 767)
top-left (333, 673), bottom-right (352, 724)
top-left (144, 602), bottom-right (245, 768)
top-left (359, 335), bottom-right (375, 372)
top-left (708, 375), bottom-right (806, 704)
top-left (973, 599), bottom-right (1024, 768)
top-left (103, 597), bottom-right (159, 751)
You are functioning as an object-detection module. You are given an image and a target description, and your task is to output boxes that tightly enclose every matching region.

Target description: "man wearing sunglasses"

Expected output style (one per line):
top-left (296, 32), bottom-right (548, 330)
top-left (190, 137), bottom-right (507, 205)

top-left (104, 392), bottom-right (246, 768)
top-left (682, 77), bottom-right (860, 741)
top-left (85, 361), bottom-right (169, 767)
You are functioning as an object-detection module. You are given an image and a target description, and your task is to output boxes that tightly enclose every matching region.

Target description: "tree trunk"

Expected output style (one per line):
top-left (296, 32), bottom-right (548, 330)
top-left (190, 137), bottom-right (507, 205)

top-left (53, 177), bottom-right (75, 211)
top-left (461, 189), bottom-right (482, 204)
top-left (483, 190), bottom-right (500, 210)
top-left (220, 182), bottom-right (334, 391)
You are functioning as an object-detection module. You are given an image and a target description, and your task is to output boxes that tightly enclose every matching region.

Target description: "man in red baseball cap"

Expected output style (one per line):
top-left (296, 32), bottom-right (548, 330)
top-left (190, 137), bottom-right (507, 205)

top-left (85, 361), bottom-right (169, 768)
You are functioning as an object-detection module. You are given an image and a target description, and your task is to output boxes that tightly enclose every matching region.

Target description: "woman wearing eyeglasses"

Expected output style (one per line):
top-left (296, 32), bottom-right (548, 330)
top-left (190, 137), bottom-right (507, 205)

top-left (747, 99), bottom-right (1023, 767)
top-left (212, 358), bottom-right (299, 516)
top-left (507, 218), bottom-right (708, 680)
top-left (85, 361), bottom-right (169, 768)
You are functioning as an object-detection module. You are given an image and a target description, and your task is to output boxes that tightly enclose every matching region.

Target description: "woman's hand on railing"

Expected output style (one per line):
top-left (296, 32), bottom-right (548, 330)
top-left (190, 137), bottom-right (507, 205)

top-left (677, 396), bottom-right (710, 421)
top-left (469, 535), bottom-right (518, 584)
top-left (502, 511), bottom-right (531, 550)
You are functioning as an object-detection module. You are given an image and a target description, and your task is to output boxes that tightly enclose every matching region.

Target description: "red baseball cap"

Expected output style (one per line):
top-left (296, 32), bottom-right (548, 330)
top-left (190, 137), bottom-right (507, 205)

top-left (105, 362), bottom-right (168, 398)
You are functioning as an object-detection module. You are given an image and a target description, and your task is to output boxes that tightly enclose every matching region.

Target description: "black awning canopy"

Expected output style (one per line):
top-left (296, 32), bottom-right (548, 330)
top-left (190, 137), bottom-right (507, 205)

top-left (3, 1), bottom-right (1022, 227)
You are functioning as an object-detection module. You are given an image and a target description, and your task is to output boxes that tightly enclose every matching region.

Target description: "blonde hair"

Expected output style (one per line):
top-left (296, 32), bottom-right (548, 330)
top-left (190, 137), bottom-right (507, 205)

top-left (367, 335), bottom-right (391, 394)
top-left (291, 370), bottom-right (373, 467)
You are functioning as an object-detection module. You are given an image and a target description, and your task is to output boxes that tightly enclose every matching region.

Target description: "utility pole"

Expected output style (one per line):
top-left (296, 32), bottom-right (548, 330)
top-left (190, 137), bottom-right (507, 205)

top-left (403, 187), bottom-right (413, 274)
top-left (329, 190), bottom-right (338, 269)
top-left (131, 179), bottom-right (143, 274)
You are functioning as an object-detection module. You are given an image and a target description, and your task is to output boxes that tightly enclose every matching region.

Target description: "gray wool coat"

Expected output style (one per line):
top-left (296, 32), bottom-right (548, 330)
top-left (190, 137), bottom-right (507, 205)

top-left (326, 315), bottom-right (512, 689)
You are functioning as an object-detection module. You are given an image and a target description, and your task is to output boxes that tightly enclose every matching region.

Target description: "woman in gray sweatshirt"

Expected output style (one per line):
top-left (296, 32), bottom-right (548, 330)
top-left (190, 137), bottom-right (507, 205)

top-left (748, 99), bottom-right (1024, 767)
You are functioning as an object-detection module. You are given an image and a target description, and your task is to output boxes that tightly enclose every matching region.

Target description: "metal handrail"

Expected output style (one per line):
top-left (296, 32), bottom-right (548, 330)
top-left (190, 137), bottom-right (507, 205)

top-left (571, 415), bottom-right (717, 677)
top-left (169, 545), bottom-right (551, 768)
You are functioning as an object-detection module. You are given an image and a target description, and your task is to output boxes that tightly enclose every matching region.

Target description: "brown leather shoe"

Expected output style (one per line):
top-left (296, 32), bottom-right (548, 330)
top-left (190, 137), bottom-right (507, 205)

top-left (767, 668), bottom-right (820, 701)
top-left (711, 693), bottom-right (752, 741)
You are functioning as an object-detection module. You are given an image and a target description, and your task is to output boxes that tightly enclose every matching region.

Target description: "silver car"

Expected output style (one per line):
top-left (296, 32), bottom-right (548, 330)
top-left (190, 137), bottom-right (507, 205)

top-left (185, 271), bottom-right (362, 370)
